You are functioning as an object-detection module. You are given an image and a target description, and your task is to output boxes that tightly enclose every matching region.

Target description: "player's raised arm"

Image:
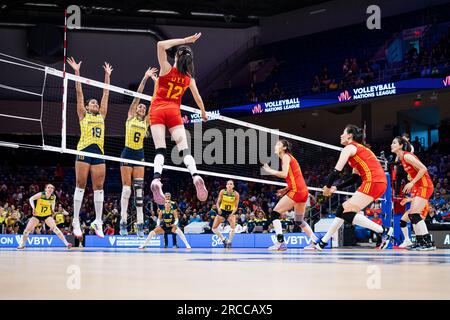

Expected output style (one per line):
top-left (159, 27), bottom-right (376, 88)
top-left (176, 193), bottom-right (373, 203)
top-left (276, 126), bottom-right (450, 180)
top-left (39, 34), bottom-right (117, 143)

top-left (67, 57), bottom-right (85, 121)
top-left (128, 67), bottom-right (157, 120)
top-left (157, 33), bottom-right (201, 75)
top-left (189, 78), bottom-right (207, 122)
top-left (100, 62), bottom-right (113, 119)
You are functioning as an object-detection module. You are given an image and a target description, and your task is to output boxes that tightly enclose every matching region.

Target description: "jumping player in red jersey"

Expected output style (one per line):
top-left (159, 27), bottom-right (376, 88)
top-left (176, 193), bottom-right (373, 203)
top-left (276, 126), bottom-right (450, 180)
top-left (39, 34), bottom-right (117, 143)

top-left (316, 125), bottom-right (393, 250)
top-left (391, 136), bottom-right (435, 250)
top-left (149, 33), bottom-right (208, 205)
top-left (262, 139), bottom-right (318, 251)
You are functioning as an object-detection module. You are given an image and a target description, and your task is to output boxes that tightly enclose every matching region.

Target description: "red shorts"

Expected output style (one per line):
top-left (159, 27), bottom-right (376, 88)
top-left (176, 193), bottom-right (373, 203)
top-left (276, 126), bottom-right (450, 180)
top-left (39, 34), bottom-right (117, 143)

top-left (413, 185), bottom-right (434, 200)
top-left (286, 190), bottom-right (308, 203)
top-left (149, 107), bottom-right (183, 129)
top-left (357, 181), bottom-right (387, 200)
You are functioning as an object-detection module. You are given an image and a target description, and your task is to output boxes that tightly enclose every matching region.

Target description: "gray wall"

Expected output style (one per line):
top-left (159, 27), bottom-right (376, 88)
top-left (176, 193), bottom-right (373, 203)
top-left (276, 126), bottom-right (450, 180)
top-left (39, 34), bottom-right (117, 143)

top-left (260, 0), bottom-right (450, 44)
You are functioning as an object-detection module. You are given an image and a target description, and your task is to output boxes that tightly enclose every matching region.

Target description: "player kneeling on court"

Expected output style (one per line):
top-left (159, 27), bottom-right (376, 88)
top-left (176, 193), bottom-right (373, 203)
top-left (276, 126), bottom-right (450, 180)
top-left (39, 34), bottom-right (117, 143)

top-left (17, 184), bottom-right (72, 250)
top-left (139, 199), bottom-right (191, 249)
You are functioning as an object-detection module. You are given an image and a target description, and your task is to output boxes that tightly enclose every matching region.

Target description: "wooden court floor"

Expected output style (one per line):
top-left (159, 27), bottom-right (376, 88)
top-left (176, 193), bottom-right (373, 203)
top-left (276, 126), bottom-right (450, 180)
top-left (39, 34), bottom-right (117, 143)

top-left (1, 247), bottom-right (449, 300)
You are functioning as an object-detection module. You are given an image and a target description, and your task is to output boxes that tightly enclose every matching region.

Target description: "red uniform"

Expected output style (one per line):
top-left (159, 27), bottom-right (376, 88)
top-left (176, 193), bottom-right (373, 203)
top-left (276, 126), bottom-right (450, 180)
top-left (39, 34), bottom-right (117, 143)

top-left (283, 153), bottom-right (308, 203)
top-left (347, 142), bottom-right (387, 199)
top-left (409, 186), bottom-right (430, 218)
top-left (401, 152), bottom-right (434, 200)
top-left (149, 67), bottom-right (191, 128)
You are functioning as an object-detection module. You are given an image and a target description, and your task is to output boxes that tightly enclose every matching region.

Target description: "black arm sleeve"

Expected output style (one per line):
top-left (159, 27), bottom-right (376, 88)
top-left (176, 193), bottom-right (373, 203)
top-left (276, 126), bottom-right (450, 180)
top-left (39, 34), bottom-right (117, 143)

top-left (336, 174), bottom-right (361, 190)
top-left (326, 169), bottom-right (340, 188)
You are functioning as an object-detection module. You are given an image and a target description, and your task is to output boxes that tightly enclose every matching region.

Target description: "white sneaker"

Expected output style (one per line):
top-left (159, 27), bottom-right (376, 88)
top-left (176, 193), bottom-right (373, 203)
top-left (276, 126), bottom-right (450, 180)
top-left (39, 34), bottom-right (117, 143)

top-left (399, 239), bottom-right (413, 249)
top-left (72, 219), bottom-right (83, 238)
top-left (268, 242), bottom-right (287, 251)
top-left (90, 220), bottom-right (105, 238)
top-left (150, 179), bottom-right (165, 205)
top-left (303, 241), bottom-right (317, 251)
top-left (193, 175), bottom-right (208, 201)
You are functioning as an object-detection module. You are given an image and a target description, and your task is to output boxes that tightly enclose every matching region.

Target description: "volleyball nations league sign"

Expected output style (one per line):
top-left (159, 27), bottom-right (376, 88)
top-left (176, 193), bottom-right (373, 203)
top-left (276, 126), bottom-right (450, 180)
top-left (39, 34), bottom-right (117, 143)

top-left (338, 83), bottom-right (396, 101)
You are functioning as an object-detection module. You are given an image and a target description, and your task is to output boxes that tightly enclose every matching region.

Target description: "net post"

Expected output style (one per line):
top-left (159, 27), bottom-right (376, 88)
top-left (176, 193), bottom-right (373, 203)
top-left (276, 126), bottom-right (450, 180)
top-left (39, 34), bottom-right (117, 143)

top-left (61, 77), bottom-right (68, 151)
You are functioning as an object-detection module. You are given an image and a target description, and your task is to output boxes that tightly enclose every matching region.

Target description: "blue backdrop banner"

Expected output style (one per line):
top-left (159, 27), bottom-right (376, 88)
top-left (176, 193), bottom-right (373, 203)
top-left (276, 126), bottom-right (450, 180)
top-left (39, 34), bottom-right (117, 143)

top-left (0, 234), bottom-right (68, 247)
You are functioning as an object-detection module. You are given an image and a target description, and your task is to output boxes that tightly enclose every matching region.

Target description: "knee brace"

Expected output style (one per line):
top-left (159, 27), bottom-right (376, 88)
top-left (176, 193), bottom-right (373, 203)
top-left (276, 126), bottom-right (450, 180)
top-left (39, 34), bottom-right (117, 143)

top-left (271, 211), bottom-right (281, 221)
top-left (336, 205), bottom-right (344, 219)
top-left (342, 211), bottom-right (357, 224)
top-left (277, 234), bottom-right (285, 243)
top-left (408, 213), bottom-right (422, 225)
top-left (133, 178), bottom-right (144, 207)
top-left (400, 220), bottom-right (408, 228)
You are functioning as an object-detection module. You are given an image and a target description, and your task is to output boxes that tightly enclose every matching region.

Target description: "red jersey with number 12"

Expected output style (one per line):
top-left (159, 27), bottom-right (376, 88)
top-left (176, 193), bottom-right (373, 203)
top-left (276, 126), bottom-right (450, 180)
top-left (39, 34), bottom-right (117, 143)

top-left (151, 67), bottom-right (191, 111)
top-left (283, 153), bottom-right (307, 193)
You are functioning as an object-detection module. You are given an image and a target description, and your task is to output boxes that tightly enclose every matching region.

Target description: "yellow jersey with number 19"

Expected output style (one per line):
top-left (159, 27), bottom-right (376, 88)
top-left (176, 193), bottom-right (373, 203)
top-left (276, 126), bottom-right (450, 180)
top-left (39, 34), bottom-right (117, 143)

top-left (77, 112), bottom-right (105, 153)
top-left (125, 117), bottom-right (148, 150)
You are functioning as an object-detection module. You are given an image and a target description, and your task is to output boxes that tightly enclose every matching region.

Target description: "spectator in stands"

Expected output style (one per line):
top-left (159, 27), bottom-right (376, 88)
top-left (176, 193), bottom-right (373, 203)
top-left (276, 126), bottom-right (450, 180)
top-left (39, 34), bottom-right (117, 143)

top-left (329, 78), bottom-right (338, 91)
top-left (246, 212), bottom-right (256, 233)
top-left (430, 192), bottom-right (446, 209)
top-left (280, 212), bottom-right (294, 233)
top-left (189, 212), bottom-right (202, 223)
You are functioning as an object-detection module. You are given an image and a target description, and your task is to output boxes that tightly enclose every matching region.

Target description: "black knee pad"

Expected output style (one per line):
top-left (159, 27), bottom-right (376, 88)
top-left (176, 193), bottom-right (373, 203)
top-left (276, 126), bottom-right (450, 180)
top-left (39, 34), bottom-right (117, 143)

top-left (408, 213), bottom-right (422, 225)
top-left (277, 234), bottom-right (285, 243)
top-left (271, 211), bottom-right (281, 221)
top-left (155, 147), bottom-right (167, 157)
top-left (342, 211), bottom-right (357, 224)
top-left (400, 220), bottom-right (407, 228)
top-left (336, 205), bottom-right (344, 219)
top-left (179, 148), bottom-right (191, 158)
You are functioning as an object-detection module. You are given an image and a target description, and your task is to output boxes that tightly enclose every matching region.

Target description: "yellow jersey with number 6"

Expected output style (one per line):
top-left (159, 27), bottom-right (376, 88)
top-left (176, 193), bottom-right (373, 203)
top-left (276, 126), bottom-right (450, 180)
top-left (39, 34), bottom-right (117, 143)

top-left (77, 112), bottom-right (105, 153)
top-left (125, 117), bottom-right (148, 150)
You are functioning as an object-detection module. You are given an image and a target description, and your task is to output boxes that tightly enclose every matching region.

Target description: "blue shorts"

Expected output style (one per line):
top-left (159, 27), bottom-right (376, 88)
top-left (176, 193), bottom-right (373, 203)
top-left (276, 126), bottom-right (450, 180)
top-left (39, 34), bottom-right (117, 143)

top-left (76, 144), bottom-right (105, 165)
top-left (121, 147), bottom-right (144, 167)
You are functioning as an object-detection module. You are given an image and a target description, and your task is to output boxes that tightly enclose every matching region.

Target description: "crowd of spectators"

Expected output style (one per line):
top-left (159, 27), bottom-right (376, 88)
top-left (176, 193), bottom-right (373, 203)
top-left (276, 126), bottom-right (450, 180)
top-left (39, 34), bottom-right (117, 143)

top-left (1, 139), bottom-right (449, 238)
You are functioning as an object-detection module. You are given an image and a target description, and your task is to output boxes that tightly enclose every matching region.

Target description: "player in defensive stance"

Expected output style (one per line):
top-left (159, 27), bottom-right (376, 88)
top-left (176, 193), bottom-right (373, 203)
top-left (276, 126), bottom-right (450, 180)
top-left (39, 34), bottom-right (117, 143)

top-left (262, 139), bottom-right (319, 251)
top-left (149, 33), bottom-right (208, 205)
top-left (119, 67), bottom-right (158, 237)
top-left (391, 136), bottom-right (435, 250)
top-left (17, 184), bottom-right (72, 249)
top-left (67, 57), bottom-right (113, 238)
top-left (139, 199), bottom-right (191, 249)
top-left (212, 180), bottom-right (240, 249)
top-left (316, 125), bottom-right (393, 250)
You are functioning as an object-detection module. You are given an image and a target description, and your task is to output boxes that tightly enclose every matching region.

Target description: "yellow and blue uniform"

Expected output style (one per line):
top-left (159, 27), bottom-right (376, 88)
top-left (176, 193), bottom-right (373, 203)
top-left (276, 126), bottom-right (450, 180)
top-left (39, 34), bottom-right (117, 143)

top-left (254, 218), bottom-right (269, 232)
top-left (160, 208), bottom-right (176, 232)
top-left (54, 211), bottom-right (65, 227)
top-left (121, 117), bottom-right (148, 167)
top-left (280, 218), bottom-right (293, 232)
top-left (219, 189), bottom-right (237, 219)
top-left (34, 192), bottom-right (56, 222)
top-left (76, 112), bottom-right (105, 165)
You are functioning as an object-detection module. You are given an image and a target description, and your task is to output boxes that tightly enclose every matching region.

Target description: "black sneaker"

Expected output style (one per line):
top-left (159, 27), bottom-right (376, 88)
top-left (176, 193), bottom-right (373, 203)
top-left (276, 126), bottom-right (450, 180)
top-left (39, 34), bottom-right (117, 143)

top-left (226, 242), bottom-right (232, 249)
top-left (314, 239), bottom-right (327, 251)
top-left (406, 242), bottom-right (419, 250)
top-left (222, 238), bottom-right (229, 248)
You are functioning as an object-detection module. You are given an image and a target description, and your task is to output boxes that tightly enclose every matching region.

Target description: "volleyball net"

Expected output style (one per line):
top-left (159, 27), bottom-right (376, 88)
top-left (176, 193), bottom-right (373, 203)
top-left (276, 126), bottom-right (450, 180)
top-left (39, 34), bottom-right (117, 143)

top-left (0, 53), bottom-right (361, 195)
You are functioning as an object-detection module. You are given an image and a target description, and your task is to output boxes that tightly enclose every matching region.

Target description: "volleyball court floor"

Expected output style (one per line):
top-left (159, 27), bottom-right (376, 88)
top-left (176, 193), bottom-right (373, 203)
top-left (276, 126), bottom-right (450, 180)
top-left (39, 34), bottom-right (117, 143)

top-left (1, 247), bottom-right (449, 300)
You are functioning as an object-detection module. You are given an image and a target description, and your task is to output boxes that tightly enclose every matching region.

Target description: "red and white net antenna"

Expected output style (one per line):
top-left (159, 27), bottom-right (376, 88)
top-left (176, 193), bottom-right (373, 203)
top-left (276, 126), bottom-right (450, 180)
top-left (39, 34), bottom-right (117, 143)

top-left (61, 7), bottom-right (69, 151)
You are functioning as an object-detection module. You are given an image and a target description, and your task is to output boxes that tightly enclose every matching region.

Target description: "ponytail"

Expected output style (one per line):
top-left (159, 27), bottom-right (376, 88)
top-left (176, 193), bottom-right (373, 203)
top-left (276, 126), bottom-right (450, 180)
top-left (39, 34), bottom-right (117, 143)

top-left (345, 124), bottom-right (365, 144)
top-left (394, 136), bottom-right (412, 152)
top-left (176, 45), bottom-right (195, 78)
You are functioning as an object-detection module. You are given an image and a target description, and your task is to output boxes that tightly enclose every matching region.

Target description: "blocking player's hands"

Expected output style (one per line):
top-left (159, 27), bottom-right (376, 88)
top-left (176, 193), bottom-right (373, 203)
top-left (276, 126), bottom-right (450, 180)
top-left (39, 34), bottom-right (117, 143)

top-left (103, 62), bottom-right (113, 76)
top-left (146, 67), bottom-right (158, 81)
top-left (67, 57), bottom-right (82, 72)
top-left (184, 32), bottom-right (202, 44)
top-left (322, 186), bottom-right (332, 197)
top-left (201, 109), bottom-right (208, 122)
